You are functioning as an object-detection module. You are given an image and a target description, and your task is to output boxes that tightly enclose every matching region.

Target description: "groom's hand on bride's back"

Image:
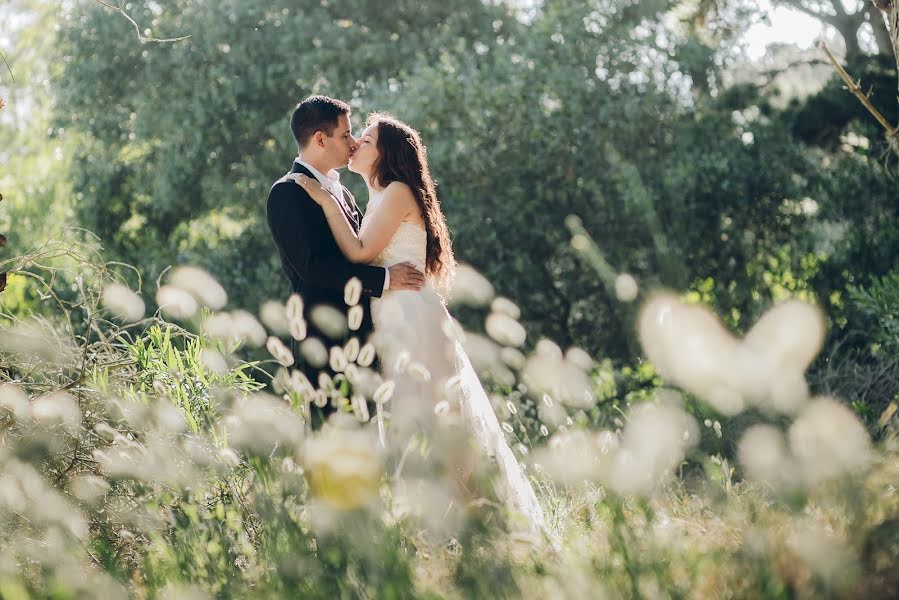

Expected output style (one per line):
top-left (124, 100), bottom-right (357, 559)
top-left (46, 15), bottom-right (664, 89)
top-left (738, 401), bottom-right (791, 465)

top-left (388, 262), bottom-right (425, 291)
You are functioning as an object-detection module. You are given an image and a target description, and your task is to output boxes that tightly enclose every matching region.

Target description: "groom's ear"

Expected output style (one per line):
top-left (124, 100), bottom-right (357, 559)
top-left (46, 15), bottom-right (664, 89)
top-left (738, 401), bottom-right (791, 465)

top-left (312, 130), bottom-right (326, 147)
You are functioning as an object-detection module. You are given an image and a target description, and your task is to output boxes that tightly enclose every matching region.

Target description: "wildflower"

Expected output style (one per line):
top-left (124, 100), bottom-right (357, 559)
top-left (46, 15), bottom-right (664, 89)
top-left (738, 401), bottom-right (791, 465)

top-left (357, 342), bottom-right (376, 367)
top-left (300, 338), bottom-right (328, 369)
top-left (506, 400), bottom-right (518, 415)
top-left (288, 316), bottom-right (308, 341)
top-left (233, 310), bottom-right (268, 347)
top-left (304, 428), bottom-right (383, 510)
top-left (225, 393), bottom-right (304, 455)
top-left (259, 300), bottom-right (289, 335)
top-left (199, 349), bottom-right (229, 374)
top-left (311, 305), bottom-right (348, 339)
top-left (485, 312), bottom-right (527, 348)
top-left (500, 347), bottom-right (526, 370)
top-left (407, 362), bottom-right (431, 382)
top-left (286, 293), bottom-right (304, 321)
top-left (0, 383), bottom-right (29, 421)
top-left (169, 266), bottom-right (227, 310)
top-left (70, 474), bottom-right (110, 505)
top-left (614, 273), bottom-right (639, 302)
top-left (393, 351), bottom-right (411, 373)
top-left (266, 336), bottom-right (294, 367)
top-left (329, 346), bottom-right (348, 373)
top-left (30, 391), bottom-right (81, 435)
top-left (344, 277), bottom-right (362, 306)
top-left (447, 263), bottom-right (494, 308)
top-left (737, 424), bottom-right (795, 488)
top-left (491, 296), bottom-right (521, 319)
top-left (788, 396), bottom-right (871, 485)
top-left (344, 337), bottom-right (360, 363)
top-left (101, 283), bottom-right (145, 322)
top-left (351, 395), bottom-right (370, 422)
top-left (374, 381), bottom-right (395, 404)
top-left (347, 305), bottom-right (363, 331)
top-left (156, 285), bottom-right (199, 320)
top-left (218, 447), bottom-right (241, 467)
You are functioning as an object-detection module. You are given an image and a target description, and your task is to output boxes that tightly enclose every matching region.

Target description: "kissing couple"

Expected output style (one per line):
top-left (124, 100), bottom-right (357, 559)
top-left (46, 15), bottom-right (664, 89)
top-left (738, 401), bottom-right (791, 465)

top-left (266, 95), bottom-right (545, 532)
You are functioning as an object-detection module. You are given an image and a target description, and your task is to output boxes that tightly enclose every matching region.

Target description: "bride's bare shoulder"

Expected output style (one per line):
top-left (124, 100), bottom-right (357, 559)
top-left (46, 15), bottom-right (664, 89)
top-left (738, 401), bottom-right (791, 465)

top-left (382, 181), bottom-right (416, 203)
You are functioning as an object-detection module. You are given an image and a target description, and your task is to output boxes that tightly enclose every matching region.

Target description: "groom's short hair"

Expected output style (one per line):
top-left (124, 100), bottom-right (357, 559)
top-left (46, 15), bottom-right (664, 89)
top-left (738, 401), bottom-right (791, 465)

top-left (291, 95), bottom-right (351, 148)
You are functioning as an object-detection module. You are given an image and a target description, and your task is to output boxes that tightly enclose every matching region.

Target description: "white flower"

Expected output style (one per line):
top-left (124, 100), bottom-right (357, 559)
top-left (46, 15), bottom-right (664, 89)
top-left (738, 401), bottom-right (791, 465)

top-left (737, 424), bottom-right (796, 488)
top-left (347, 305), bottom-right (363, 331)
top-left (70, 474), bottom-right (110, 505)
top-left (225, 393), bottom-right (304, 455)
top-left (357, 343), bottom-right (376, 367)
top-left (605, 401), bottom-right (699, 496)
top-left (0, 383), bottom-right (29, 421)
top-left (300, 338), bottom-right (328, 369)
top-left (101, 283), bottom-right (146, 322)
top-left (259, 300), bottom-right (290, 335)
top-left (407, 362), bottom-right (431, 382)
top-left (266, 336), bottom-right (294, 367)
top-left (374, 381), bottom-right (396, 404)
top-left (311, 305), bottom-right (348, 339)
top-left (614, 273), bottom-right (639, 302)
top-left (329, 346), bottom-right (348, 373)
top-left (446, 263), bottom-right (494, 308)
top-left (231, 310), bottom-right (268, 347)
top-left (490, 296), bottom-right (521, 319)
top-left (343, 337), bottom-right (360, 363)
top-left (788, 396), bottom-right (871, 486)
top-left (286, 294), bottom-right (304, 320)
top-left (156, 285), bottom-right (199, 320)
top-left (218, 447), bottom-right (241, 467)
top-left (169, 266), bottom-right (228, 310)
top-left (565, 346), bottom-right (594, 372)
top-left (344, 277), bottom-right (362, 306)
top-left (500, 347), bottom-right (526, 370)
top-left (485, 312), bottom-right (527, 348)
top-left (199, 349), bottom-right (229, 374)
top-left (30, 391), bottom-right (81, 435)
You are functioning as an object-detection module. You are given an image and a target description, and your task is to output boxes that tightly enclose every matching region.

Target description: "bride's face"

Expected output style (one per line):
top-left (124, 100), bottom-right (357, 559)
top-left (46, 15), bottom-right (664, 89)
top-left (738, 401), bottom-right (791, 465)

top-left (347, 124), bottom-right (378, 177)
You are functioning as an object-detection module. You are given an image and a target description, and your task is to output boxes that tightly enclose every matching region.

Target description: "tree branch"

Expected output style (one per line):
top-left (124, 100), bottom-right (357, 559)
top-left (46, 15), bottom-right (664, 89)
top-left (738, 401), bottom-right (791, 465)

top-left (93, 0), bottom-right (190, 44)
top-left (830, 0), bottom-right (848, 18)
top-left (820, 42), bottom-right (899, 146)
top-left (0, 49), bottom-right (14, 83)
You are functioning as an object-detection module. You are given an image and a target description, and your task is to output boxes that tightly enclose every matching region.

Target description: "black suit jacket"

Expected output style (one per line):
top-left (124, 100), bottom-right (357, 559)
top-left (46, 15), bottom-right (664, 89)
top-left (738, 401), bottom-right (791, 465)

top-left (266, 162), bottom-right (385, 376)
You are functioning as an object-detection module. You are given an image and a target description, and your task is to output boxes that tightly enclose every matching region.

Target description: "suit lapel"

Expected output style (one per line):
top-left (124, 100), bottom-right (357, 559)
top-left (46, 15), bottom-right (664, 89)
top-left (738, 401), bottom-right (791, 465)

top-left (291, 162), bottom-right (359, 231)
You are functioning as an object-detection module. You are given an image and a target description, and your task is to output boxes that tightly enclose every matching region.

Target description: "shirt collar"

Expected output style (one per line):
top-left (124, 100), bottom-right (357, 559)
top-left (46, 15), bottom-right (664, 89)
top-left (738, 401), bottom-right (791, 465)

top-left (295, 157), bottom-right (341, 192)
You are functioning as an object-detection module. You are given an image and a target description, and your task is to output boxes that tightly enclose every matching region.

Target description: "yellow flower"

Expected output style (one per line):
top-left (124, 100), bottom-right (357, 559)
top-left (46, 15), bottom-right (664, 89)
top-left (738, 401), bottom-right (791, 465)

top-left (304, 428), bottom-right (382, 511)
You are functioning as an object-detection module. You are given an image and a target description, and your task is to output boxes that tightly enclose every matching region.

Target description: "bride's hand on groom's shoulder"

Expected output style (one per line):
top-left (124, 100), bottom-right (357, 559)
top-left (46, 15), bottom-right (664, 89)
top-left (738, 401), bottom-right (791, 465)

top-left (287, 173), bottom-right (330, 207)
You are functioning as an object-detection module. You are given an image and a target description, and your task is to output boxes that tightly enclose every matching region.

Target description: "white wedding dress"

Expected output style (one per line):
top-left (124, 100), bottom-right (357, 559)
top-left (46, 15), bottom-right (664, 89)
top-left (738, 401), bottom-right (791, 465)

top-left (364, 202), bottom-right (546, 532)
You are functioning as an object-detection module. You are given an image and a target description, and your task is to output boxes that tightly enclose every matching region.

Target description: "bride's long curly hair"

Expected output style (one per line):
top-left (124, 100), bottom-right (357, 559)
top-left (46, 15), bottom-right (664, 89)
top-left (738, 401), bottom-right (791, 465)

top-left (367, 112), bottom-right (456, 295)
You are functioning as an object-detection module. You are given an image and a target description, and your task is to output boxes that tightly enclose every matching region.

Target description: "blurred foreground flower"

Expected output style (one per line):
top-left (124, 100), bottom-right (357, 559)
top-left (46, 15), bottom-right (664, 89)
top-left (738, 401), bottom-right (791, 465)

top-left (101, 283), bottom-right (146, 323)
top-left (304, 427), bottom-right (383, 511)
top-left (534, 398), bottom-right (698, 496)
top-left (447, 262), bottom-right (494, 308)
top-left (638, 294), bottom-right (824, 416)
top-left (224, 392), bottom-right (304, 456)
top-left (169, 266), bottom-right (228, 310)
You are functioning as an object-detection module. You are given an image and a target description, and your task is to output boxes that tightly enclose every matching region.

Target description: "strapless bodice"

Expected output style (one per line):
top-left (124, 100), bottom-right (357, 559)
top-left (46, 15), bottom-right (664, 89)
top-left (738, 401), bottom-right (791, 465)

top-left (370, 221), bottom-right (427, 272)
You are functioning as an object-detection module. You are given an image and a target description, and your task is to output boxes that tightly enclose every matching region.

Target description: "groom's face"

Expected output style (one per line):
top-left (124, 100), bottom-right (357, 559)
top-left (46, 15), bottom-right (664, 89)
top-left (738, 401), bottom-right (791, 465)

top-left (323, 114), bottom-right (357, 169)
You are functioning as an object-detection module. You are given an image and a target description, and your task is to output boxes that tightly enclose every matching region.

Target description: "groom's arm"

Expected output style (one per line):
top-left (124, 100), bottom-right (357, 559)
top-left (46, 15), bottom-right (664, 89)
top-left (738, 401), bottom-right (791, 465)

top-left (267, 183), bottom-right (387, 297)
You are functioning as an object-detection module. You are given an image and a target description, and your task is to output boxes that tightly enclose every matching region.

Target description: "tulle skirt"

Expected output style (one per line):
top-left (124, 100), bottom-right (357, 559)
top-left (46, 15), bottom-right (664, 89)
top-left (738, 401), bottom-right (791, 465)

top-left (370, 285), bottom-right (546, 531)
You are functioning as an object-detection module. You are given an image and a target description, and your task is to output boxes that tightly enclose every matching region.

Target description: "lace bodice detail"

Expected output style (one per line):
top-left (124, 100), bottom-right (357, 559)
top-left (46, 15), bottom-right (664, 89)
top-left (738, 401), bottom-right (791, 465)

top-left (369, 220), bottom-right (427, 273)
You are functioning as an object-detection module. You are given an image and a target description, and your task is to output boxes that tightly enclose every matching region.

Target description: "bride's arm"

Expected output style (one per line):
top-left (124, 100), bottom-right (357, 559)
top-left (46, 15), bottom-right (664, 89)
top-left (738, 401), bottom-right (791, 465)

top-left (292, 176), bottom-right (416, 264)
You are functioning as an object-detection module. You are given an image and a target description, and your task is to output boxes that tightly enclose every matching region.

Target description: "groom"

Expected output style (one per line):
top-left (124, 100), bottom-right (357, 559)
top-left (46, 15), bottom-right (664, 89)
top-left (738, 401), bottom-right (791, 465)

top-left (266, 95), bottom-right (424, 418)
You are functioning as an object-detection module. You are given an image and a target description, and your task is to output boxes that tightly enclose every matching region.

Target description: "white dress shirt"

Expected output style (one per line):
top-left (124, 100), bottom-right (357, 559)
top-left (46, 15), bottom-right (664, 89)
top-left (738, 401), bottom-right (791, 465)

top-left (295, 157), bottom-right (390, 289)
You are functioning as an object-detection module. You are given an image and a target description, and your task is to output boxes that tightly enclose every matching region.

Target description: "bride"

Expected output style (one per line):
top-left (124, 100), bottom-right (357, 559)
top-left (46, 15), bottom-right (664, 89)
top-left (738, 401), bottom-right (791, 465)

top-left (288, 112), bottom-right (546, 532)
